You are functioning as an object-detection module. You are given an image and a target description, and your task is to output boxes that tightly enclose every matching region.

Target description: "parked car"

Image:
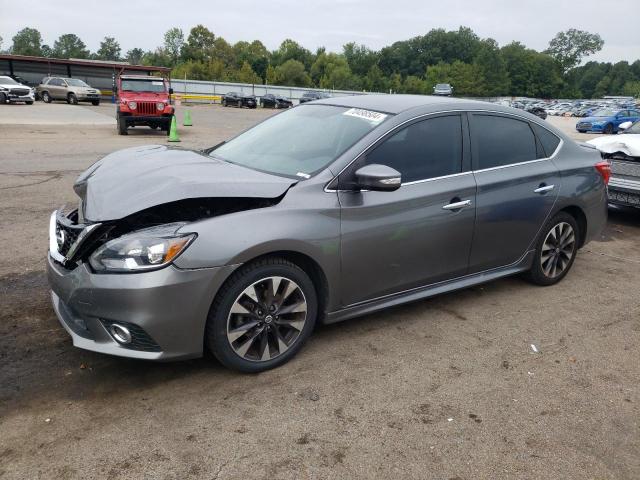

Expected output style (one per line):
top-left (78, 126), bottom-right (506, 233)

top-left (526, 106), bottom-right (548, 120)
top-left (576, 108), bottom-right (640, 134)
top-left (222, 92), bottom-right (257, 108)
top-left (115, 75), bottom-right (174, 135)
top-left (588, 120), bottom-right (640, 208)
top-left (0, 75), bottom-right (35, 104)
top-left (37, 77), bottom-right (101, 105)
top-left (299, 91), bottom-right (331, 104)
top-left (47, 95), bottom-right (608, 372)
top-left (260, 93), bottom-right (293, 109)
top-left (433, 83), bottom-right (453, 96)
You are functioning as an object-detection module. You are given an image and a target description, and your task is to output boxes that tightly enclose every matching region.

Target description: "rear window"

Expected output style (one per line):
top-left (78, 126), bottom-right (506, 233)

top-left (473, 115), bottom-right (537, 169)
top-left (531, 123), bottom-right (561, 157)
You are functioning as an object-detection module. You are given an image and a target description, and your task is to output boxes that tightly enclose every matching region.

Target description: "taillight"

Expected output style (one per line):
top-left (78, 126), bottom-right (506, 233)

top-left (595, 161), bottom-right (611, 185)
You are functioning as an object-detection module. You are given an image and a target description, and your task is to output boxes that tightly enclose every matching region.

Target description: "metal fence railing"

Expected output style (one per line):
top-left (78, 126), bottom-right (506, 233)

top-left (169, 78), bottom-right (368, 104)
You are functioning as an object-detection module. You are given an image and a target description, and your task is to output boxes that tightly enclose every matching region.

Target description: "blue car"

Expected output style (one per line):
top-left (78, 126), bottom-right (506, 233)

top-left (576, 108), bottom-right (640, 134)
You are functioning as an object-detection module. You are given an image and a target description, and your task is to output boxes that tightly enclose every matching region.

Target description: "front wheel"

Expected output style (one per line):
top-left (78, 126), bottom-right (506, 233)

top-left (205, 257), bottom-right (318, 372)
top-left (91, 99), bottom-right (100, 106)
top-left (67, 93), bottom-right (78, 105)
top-left (26, 101), bottom-right (34, 105)
top-left (524, 212), bottom-right (579, 286)
top-left (0, 92), bottom-right (7, 104)
top-left (117, 115), bottom-right (128, 135)
top-left (603, 124), bottom-right (614, 135)
top-left (41, 92), bottom-right (52, 103)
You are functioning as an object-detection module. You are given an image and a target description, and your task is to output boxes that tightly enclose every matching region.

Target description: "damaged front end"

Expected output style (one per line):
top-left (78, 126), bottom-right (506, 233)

top-left (49, 195), bottom-right (284, 271)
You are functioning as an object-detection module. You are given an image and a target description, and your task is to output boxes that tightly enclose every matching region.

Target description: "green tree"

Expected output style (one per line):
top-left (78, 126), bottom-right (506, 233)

top-left (272, 39), bottom-right (313, 69)
top-left (402, 75), bottom-right (427, 94)
top-left (164, 28), bottom-right (184, 66)
top-left (274, 59), bottom-right (311, 87)
top-left (96, 36), bottom-right (121, 61)
top-left (546, 29), bottom-right (604, 74)
top-left (265, 65), bottom-right (277, 85)
top-left (474, 39), bottom-right (509, 96)
top-left (363, 64), bottom-right (387, 92)
top-left (236, 61), bottom-right (262, 84)
top-left (142, 48), bottom-right (172, 68)
top-left (11, 27), bottom-right (43, 56)
top-left (53, 34), bottom-right (89, 59)
top-left (343, 42), bottom-right (379, 77)
top-left (182, 25), bottom-right (215, 62)
top-left (622, 80), bottom-right (640, 98)
top-left (125, 48), bottom-right (144, 65)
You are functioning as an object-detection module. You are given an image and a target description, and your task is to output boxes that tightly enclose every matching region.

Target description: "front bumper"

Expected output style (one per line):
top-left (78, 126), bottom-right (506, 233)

top-left (4, 92), bottom-right (34, 103)
top-left (47, 254), bottom-right (237, 360)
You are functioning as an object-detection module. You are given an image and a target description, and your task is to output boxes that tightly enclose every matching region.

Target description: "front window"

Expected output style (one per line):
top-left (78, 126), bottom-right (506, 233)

top-left (211, 105), bottom-right (391, 178)
top-left (65, 78), bottom-right (89, 87)
top-left (0, 76), bottom-right (19, 85)
top-left (592, 109), bottom-right (616, 117)
top-left (120, 79), bottom-right (166, 93)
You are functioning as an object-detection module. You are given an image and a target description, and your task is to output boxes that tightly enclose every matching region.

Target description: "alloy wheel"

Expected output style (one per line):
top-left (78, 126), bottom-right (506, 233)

top-left (227, 276), bottom-right (307, 362)
top-left (540, 222), bottom-right (575, 278)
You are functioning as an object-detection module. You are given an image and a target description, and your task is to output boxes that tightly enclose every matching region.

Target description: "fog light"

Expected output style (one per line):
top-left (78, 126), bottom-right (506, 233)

top-left (109, 324), bottom-right (132, 344)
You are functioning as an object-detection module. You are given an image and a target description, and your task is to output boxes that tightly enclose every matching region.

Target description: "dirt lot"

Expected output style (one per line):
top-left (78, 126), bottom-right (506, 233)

top-left (1, 103), bottom-right (639, 480)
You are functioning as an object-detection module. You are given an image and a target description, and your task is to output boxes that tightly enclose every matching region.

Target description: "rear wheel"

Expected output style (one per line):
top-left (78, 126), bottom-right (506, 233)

top-left (0, 92), bottom-right (7, 104)
top-left (205, 257), bottom-right (318, 372)
top-left (524, 212), bottom-right (579, 286)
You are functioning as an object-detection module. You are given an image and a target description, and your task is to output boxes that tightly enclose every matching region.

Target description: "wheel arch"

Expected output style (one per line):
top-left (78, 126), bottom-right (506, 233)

top-left (557, 205), bottom-right (588, 248)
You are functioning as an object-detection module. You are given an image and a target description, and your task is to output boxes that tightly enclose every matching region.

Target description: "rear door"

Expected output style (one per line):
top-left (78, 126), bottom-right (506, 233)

top-left (338, 114), bottom-right (476, 305)
top-left (468, 113), bottom-right (561, 272)
top-left (47, 78), bottom-right (65, 99)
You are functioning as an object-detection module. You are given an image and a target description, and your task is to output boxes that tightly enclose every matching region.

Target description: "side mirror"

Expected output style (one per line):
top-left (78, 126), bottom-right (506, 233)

top-left (169, 87), bottom-right (174, 95)
top-left (354, 164), bottom-right (402, 192)
top-left (619, 121), bottom-right (632, 131)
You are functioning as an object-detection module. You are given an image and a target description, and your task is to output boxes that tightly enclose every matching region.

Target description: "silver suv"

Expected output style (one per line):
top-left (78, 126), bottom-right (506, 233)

top-left (37, 77), bottom-right (101, 105)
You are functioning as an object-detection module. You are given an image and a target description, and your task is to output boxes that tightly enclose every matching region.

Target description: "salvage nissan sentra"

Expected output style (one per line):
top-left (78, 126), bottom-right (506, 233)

top-left (47, 95), bottom-right (609, 372)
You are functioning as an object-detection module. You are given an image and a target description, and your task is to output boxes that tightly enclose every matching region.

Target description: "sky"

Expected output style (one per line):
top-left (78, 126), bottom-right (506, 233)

top-left (1, 0), bottom-right (637, 64)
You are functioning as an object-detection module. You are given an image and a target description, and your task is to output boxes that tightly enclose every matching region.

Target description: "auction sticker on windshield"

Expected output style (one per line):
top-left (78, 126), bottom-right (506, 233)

top-left (343, 108), bottom-right (388, 125)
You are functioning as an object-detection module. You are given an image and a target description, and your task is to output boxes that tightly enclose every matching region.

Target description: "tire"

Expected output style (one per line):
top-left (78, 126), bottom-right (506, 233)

top-left (205, 257), bottom-right (318, 373)
top-left (91, 99), bottom-right (100, 106)
top-left (222, 99), bottom-right (227, 107)
top-left (67, 93), bottom-right (78, 105)
top-left (42, 92), bottom-right (52, 103)
top-left (578, 130), bottom-right (587, 134)
top-left (603, 124), bottom-right (614, 135)
top-left (524, 212), bottom-right (579, 286)
top-left (117, 115), bottom-right (128, 135)
top-left (26, 101), bottom-right (33, 105)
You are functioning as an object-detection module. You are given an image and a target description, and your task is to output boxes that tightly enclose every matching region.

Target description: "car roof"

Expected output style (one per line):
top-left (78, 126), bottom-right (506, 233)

top-left (120, 75), bottom-right (164, 80)
top-left (312, 94), bottom-right (506, 115)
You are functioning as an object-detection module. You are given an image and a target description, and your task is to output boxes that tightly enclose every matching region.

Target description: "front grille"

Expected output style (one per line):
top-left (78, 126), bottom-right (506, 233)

top-left (137, 102), bottom-right (156, 115)
top-left (56, 212), bottom-right (85, 257)
top-left (611, 159), bottom-right (640, 177)
top-left (10, 88), bottom-right (30, 96)
top-left (100, 320), bottom-right (162, 352)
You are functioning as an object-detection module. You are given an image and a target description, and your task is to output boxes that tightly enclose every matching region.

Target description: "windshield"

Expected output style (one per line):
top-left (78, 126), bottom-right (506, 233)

top-left (66, 78), bottom-right (89, 87)
top-left (436, 84), bottom-right (449, 88)
top-left (211, 105), bottom-right (390, 178)
top-left (592, 109), bottom-right (616, 117)
top-left (622, 121), bottom-right (640, 134)
top-left (120, 79), bottom-right (166, 92)
top-left (0, 76), bottom-right (19, 85)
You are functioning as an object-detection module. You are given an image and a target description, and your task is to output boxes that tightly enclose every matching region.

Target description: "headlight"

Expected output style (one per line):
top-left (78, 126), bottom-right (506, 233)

top-left (89, 223), bottom-right (195, 273)
top-left (156, 102), bottom-right (165, 110)
top-left (128, 101), bottom-right (137, 110)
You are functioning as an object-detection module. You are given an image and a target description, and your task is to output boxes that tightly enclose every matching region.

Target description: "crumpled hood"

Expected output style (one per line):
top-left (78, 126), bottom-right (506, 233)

top-left (74, 145), bottom-right (296, 222)
top-left (587, 134), bottom-right (640, 157)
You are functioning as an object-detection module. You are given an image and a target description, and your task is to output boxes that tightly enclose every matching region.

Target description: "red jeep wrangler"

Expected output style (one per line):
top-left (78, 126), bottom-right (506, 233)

top-left (116, 74), bottom-right (174, 135)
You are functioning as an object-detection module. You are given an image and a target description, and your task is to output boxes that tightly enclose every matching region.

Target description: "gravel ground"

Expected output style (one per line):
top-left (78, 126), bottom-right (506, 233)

top-left (0, 103), bottom-right (638, 480)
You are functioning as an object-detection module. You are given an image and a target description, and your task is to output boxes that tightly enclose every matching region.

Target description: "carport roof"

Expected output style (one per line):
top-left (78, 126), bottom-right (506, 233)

top-left (0, 54), bottom-right (171, 73)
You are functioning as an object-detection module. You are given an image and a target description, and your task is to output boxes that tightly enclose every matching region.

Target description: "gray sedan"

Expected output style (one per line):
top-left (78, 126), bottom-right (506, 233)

top-left (47, 95), bottom-right (608, 372)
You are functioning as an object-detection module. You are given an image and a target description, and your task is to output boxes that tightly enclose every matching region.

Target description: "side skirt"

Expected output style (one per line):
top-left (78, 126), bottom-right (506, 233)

top-left (324, 251), bottom-right (535, 324)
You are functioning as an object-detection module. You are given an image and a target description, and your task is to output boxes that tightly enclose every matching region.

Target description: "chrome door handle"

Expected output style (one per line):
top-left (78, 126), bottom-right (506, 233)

top-left (442, 199), bottom-right (472, 210)
top-left (534, 184), bottom-right (555, 194)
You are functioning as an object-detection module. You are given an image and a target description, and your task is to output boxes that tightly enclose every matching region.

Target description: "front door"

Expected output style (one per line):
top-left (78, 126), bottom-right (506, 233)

top-left (338, 114), bottom-right (476, 306)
